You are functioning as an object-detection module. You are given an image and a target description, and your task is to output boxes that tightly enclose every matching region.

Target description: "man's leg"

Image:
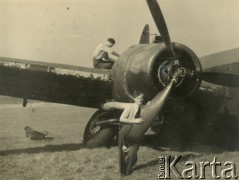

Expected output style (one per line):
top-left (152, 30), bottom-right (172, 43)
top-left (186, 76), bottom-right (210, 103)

top-left (118, 126), bottom-right (127, 176)
top-left (98, 62), bottom-right (114, 69)
top-left (125, 144), bottom-right (139, 175)
top-left (118, 124), bottom-right (138, 176)
top-left (93, 59), bottom-right (101, 68)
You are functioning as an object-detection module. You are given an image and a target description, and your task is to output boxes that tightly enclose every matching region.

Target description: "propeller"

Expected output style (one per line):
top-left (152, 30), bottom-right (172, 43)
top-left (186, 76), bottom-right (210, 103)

top-left (195, 71), bottom-right (239, 87)
top-left (127, 0), bottom-right (239, 144)
top-left (146, 0), bottom-right (176, 57)
top-left (122, 75), bottom-right (177, 172)
top-left (127, 0), bottom-right (179, 141)
top-left (139, 24), bottom-right (150, 44)
top-left (128, 74), bottom-right (177, 141)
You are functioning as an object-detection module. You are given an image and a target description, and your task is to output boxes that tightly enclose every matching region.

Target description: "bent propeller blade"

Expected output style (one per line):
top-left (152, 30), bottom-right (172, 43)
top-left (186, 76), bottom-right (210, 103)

top-left (197, 71), bottom-right (239, 87)
top-left (128, 79), bottom-right (175, 142)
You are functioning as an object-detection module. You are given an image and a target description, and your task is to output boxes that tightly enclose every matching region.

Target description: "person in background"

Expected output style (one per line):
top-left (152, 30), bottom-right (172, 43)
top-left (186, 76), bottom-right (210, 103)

top-left (92, 38), bottom-right (120, 69)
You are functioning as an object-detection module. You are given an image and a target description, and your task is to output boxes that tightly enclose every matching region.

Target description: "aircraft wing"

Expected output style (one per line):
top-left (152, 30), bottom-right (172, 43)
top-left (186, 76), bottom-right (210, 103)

top-left (200, 47), bottom-right (239, 69)
top-left (0, 57), bottom-right (113, 108)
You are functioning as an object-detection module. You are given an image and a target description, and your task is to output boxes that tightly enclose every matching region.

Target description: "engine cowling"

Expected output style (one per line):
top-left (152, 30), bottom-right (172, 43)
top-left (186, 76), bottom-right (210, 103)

top-left (112, 43), bottom-right (202, 102)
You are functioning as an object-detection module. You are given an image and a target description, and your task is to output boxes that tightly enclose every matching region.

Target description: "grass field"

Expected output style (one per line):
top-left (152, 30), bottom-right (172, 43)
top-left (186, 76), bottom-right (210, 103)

top-left (0, 101), bottom-right (239, 180)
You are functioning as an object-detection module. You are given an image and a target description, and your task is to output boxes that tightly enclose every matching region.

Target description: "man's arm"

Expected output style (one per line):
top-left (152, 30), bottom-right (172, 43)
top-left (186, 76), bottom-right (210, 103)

top-left (120, 108), bottom-right (143, 124)
top-left (102, 46), bottom-right (120, 57)
top-left (112, 51), bottom-right (120, 57)
top-left (120, 117), bottom-right (143, 124)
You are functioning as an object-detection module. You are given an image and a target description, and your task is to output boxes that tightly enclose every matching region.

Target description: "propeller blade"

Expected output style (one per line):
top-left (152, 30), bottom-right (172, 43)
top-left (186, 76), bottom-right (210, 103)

top-left (146, 0), bottom-right (176, 57)
top-left (197, 71), bottom-right (239, 87)
top-left (139, 24), bottom-right (150, 44)
top-left (128, 79), bottom-right (175, 142)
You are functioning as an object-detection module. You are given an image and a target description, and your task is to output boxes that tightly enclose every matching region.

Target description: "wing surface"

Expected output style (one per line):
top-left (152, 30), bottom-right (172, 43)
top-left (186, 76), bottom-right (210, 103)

top-left (0, 57), bottom-right (113, 108)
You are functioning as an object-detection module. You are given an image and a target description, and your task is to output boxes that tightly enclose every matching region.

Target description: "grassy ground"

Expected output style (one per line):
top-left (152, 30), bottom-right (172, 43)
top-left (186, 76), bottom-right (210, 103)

top-left (0, 103), bottom-right (239, 179)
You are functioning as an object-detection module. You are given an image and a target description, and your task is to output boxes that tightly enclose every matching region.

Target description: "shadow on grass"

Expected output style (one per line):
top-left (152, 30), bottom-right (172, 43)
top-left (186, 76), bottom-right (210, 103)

top-left (1, 133), bottom-right (237, 156)
top-left (133, 159), bottom-right (158, 170)
top-left (140, 134), bottom-right (239, 154)
top-left (0, 143), bottom-right (85, 156)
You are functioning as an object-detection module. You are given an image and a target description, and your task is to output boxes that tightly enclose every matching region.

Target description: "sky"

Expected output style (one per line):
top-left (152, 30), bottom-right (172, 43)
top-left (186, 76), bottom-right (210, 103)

top-left (1, 0), bottom-right (239, 67)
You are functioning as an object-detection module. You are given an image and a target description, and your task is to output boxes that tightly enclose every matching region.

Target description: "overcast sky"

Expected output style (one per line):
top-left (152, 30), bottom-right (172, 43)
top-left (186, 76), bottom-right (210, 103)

top-left (1, 0), bottom-right (239, 67)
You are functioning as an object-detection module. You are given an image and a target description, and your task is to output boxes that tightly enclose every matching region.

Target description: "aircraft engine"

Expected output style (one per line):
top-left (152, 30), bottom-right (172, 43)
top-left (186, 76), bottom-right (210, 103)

top-left (112, 43), bottom-right (202, 102)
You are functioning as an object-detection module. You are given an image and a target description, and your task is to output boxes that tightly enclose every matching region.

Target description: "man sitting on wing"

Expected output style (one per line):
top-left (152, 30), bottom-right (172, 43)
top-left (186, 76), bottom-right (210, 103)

top-left (92, 38), bottom-right (120, 69)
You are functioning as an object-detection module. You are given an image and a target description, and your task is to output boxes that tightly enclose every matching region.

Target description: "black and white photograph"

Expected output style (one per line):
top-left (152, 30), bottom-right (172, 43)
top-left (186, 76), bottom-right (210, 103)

top-left (0, 0), bottom-right (239, 179)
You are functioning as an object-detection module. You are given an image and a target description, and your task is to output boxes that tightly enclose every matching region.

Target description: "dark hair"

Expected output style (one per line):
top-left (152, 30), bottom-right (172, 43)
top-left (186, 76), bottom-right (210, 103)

top-left (133, 91), bottom-right (144, 98)
top-left (107, 38), bottom-right (115, 44)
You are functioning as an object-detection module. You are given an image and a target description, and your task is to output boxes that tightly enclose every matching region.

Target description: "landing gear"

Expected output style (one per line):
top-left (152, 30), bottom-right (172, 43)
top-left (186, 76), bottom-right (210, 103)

top-left (83, 109), bottom-right (120, 148)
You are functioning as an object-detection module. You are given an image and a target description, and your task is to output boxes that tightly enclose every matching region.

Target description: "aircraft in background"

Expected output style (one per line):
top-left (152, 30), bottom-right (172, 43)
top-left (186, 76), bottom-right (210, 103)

top-left (0, 0), bottom-right (238, 149)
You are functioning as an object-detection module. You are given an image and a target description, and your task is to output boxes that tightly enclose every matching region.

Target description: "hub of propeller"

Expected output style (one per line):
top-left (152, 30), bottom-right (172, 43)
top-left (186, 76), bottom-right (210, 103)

top-left (158, 60), bottom-right (187, 87)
